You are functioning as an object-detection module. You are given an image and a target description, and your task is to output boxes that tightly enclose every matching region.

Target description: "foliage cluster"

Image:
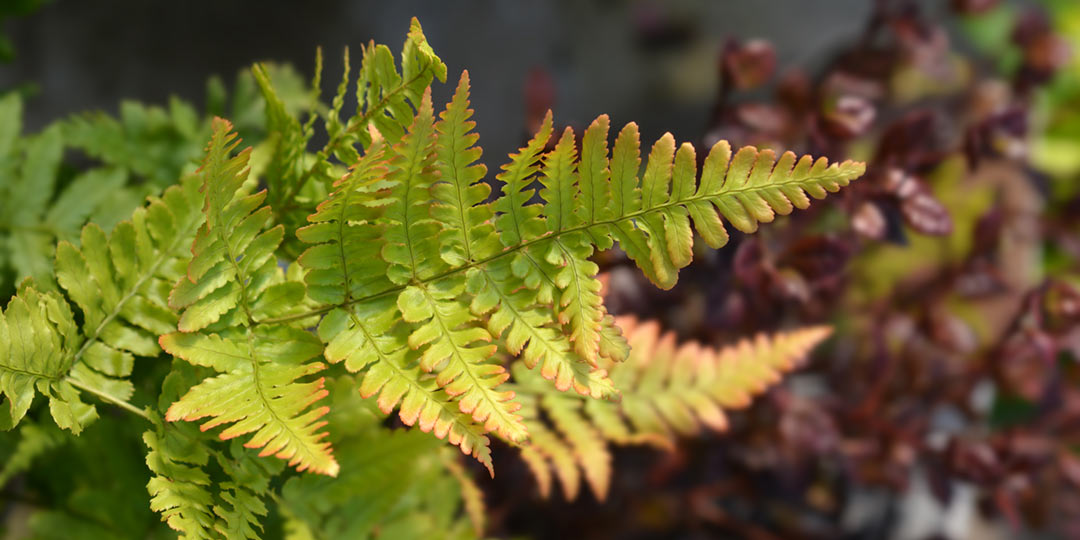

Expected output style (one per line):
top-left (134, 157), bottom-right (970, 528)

top-left (0, 18), bottom-right (862, 539)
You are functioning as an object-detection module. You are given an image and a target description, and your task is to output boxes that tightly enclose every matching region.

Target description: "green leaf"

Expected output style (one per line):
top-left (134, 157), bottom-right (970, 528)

top-left (160, 327), bottom-right (338, 476)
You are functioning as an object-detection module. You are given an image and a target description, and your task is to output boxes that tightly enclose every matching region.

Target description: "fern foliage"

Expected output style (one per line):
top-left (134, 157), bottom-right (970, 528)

top-left (63, 97), bottom-right (207, 189)
top-left (0, 94), bottom-right (148, 295)
top-left (0, 17), bottom-right (865, 539)
top-left (515, 316), bottom-right (833, 500)
top-left (1, 167), bottom-right (206, 433)
top-left (264, 26), bottom-right (861, 471)
top-left (278, 380), bottom-right (481, 540)
top-left (297, 56), bottom-right (862, 467)
top-left (161, 119), bottom-right (338, 476)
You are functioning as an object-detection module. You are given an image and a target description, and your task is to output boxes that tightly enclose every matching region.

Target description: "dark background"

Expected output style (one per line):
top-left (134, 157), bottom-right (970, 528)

top-left (0, 0), bottom-right (895, 170)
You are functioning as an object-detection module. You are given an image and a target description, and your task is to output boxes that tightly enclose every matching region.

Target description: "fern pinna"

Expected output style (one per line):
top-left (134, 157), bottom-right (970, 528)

top-left (0, 18), bottom-right (864, 538)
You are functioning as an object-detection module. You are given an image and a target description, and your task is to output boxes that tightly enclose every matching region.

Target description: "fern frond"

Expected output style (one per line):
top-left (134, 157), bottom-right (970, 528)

top-left (260, 18), bottom-right (448, 235)
top-left (319, 302), bottom-right (494, 470)
top-left (213, 485), bottom-right (267, 540)
top-left (468, 261), bottom-right (616, 399)
top-left (162, 118), bottom-right (338, 476)
top-left (518, 402), bottom-right (581, 500)
top-left (253, 62), bottom-right (316, 212)
top-left (279, 411), bottom-right (478, 540)
top-left (0, 94), bottom-right (144, 293)
top-left (354, 18), bottom-right (448, 149)
top-left (54, 174), bottom-right (205, 379)
top-left (433, 71), bottom-right (495, 265)
top-left (296, 139), bottom-right (392, 306)
top-left (441, 448), bottom-right (487, 536)
top-left (159, 329), bottom-right (336, 475)
top-left (576, 115), bottom-right (615, 246)
top-left (145, 423), bottom-right (278, 540)
top-left (294, 44), bottom-right (861, 468)
top-left (0, 160), bottom-right (207, 434)
top-left (541, 390), bottom-right (611, 500)
top-left (5, 122), bottom-right (62, 283)
top-left (0, 285), bottom-right (95, 432)
top-left (145, 367), bottom-right (288, 540)
top-left (144, 429), bottom-right (217, 539)
top-left (62, 97), bottom-right (207, 188)
top-left (550, 238), bottom-right (606, 365)
top-left (514, 316), bottom-right (832, 500)
top-left (592, 126), bottom-right (864, 288)
top-left (491, 111), bottom-right (553, 250)
top-left (299, 109), bottom-right (499, 466)
top-left (306, 86), bottom-right (528, 449)
top-left (0, 18), bottom-right (870, 539)
top-left (382, 89), bottom-right (442, 284)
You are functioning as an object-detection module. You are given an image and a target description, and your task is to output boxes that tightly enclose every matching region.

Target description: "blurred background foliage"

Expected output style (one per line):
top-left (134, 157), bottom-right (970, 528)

top-left (2, 0), bottom-right (1080, 539)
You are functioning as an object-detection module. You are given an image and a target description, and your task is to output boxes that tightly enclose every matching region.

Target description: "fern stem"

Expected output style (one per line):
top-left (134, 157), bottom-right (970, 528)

top-left (66, 378), bottom-right (151, 421)
top-left (262, 174), bottom-right (830, 326)
top-left (257, 303), bottom-right (337, 326)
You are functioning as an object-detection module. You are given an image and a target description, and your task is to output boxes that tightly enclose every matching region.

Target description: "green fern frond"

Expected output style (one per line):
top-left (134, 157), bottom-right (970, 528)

top-left (0, 285), bottom-right (96, 432)
top-left (296, 139), bottom-right (392, 307)
top-left (468, 261), bottom-right (616, 399)
top-left (145, 426), bottom-right (278, 540)
top-left (382, 89), bottom-right (442, 283)
top-left (298, 102), bottom-right (497, 467)
top-left (441, 448), bottom-right (487, 536)
top-left (492, 111), bottom-right (552, 250)
top-left (514, 316), bottom-right (833, 500)
top-left (161, 118), bottom-right (338, 476)
top-left (0, 94), bottom-right (144, 293)
top-left (354, 18), bottom-right (448, 150)
top-left (305, 87), bottom-right (532, 450)
top-left (62, 97), bottom-right (207, 188)
top-left (214, 485), bottom-right (267, 540)
top-left (253, 63), bottom-right (315, 211)
top-left (279, 391), bottom-right (479, 540)
top-left (433, 72), bottom-right (495, 266)
top-left (399, 282), bottom-right (527, 442)
top-left (145, 367), bottom-right (286, 540)
top-left (267, 17), bottom-right (448, 222)
top-left (53, 173), bottom-right (205, 388)
top-left (589, 125), bottom-right (864, 288)
top-left (292, 29), bottom-right (861, 467)
top-left (1, 20), bottom-right (862, 488)
top-left (159, 329), bottom-right (337, 475)
top-left (144, 429), bottom-right (217, 539)
top-left (0, 18), bottom-right (870, 538)
top-left (0, 163), bottom-right (206, 434)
